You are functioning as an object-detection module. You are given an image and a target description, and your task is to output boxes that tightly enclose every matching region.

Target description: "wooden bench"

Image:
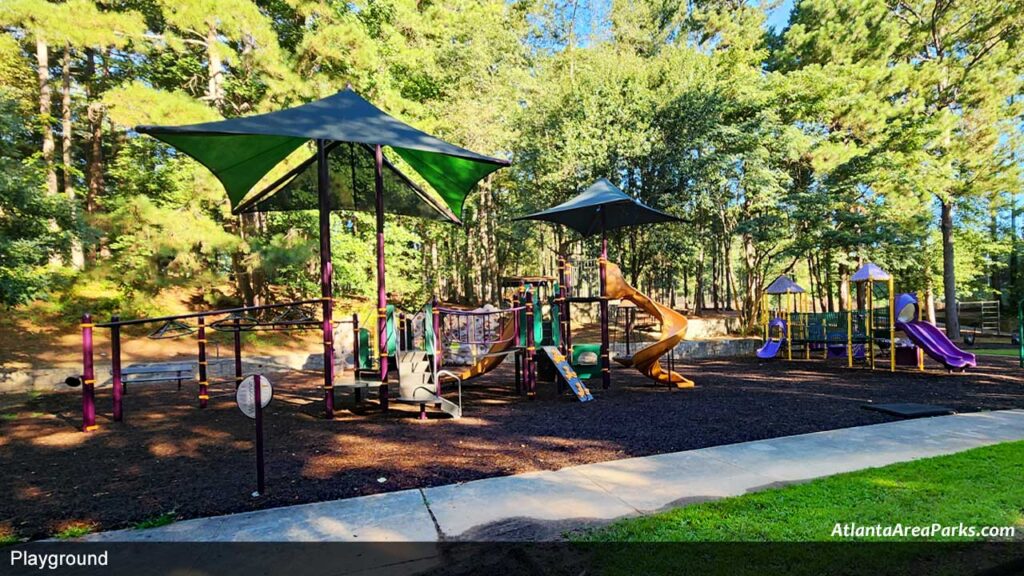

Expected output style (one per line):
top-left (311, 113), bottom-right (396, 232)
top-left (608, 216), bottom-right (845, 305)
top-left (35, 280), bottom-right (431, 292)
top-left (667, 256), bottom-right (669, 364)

top-left (117, 362), bottom-right (195, 391)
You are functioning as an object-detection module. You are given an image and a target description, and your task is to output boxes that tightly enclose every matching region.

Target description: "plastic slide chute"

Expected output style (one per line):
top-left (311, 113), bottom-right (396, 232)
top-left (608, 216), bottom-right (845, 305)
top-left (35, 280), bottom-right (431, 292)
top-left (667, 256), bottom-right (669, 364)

top-left (894, 293), bottom-right (977, 370)
top-left (757, 318), bottom-right (786, 359)
top-left (456, 316), bottom-right (518, 380)
top-left (605, 261), bottom-right (693, 387)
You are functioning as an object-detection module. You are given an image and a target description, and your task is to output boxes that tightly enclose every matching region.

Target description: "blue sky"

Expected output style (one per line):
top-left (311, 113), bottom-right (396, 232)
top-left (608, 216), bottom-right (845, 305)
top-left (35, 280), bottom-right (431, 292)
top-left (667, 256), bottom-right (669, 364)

top-left (764, 0), bottom-right (795, 32)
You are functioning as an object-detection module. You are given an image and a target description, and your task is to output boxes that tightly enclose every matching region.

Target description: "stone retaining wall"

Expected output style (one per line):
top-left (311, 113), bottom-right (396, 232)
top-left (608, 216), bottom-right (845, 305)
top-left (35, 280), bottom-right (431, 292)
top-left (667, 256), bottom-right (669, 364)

top-left (1, 338), bottom-right (762, 394)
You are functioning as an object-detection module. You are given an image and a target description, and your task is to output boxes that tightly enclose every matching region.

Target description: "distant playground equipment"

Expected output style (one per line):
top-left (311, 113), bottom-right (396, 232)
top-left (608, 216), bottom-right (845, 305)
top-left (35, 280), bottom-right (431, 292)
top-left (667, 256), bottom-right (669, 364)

top-left (432, 278), bottom-right (593, 402)
top-left (515, 178), bottom-right (688, 389)
top-left (758, 263), bottom-right (976, 372)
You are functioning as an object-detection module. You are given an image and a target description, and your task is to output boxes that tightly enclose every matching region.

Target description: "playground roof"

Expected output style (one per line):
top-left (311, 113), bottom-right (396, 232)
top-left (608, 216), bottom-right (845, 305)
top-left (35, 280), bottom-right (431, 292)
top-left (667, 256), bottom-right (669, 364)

top-left (512, 178), bottom-right (682, 237)
top-left (136, 88), bottom-right (509, 221)
top-left (851, 262), bottom-right (892, 282)
top-left (765, 275), bottom-right (805, 294)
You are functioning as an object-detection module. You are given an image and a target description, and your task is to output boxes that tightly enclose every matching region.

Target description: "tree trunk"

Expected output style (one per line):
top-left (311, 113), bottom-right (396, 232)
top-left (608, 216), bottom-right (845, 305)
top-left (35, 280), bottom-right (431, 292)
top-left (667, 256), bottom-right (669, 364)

top-left (824, 251), bottom-right (835, 312)
top-left (61, 45), bottom-right (84, 268)
top-left (37, 38), bottom-right (57, 197)
top-left (941, 199), bottom-right (960, 338)
top-left (694, 243), bottom-right (705, 314)
top-left (1012, 193), bottom-right (1020, 308)
top-left (206, 20), bottom-right (224, 110)
top-left (838, 262), bottom-right (849, 311)
top-left (86, 102), bottom-right (104, 216)
top-left (990, 201), bottom-right (1000, 301)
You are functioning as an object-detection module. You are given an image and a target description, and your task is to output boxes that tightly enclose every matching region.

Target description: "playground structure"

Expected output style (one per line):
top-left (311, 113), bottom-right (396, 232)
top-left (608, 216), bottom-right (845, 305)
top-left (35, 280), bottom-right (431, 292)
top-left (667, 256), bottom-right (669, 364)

top-left (72, 299), bottom-right (350, 432)
top-left (72, 89), bottom-right (691, 435)
top-left (516, 178), bottom-right (691, 389)
top-left (758, 263), bottom-right (976, 372)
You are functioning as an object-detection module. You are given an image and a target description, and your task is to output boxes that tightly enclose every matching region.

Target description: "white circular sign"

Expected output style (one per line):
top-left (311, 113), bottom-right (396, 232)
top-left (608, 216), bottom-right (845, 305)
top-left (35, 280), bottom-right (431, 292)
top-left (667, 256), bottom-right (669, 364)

top-left (236, 375), bottom-right (273, 419)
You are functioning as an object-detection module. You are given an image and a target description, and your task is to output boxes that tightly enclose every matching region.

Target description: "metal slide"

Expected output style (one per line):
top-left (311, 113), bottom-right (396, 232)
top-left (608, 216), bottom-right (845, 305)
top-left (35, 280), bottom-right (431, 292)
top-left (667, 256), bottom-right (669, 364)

top-left (606, 261), bottom-right (694, 387)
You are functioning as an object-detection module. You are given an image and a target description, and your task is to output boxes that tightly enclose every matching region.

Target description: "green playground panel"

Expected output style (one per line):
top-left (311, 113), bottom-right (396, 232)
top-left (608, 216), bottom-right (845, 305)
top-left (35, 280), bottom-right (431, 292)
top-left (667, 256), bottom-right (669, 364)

top-left (571, 343), bottom-right (601, 380)
top-left (358, 327), bottom-right (372, 370)
top-left (789, 311), bottom-right (870, 344)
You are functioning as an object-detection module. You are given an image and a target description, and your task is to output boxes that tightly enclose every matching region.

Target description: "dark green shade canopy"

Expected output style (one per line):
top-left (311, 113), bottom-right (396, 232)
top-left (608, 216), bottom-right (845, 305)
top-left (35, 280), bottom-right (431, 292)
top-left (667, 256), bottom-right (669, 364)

top-left (513, 178), bottom-right (682, 236)
top-left (136, 88), bottom-right (509, 219)
top-left (235, 141), bottom-right (460, 223)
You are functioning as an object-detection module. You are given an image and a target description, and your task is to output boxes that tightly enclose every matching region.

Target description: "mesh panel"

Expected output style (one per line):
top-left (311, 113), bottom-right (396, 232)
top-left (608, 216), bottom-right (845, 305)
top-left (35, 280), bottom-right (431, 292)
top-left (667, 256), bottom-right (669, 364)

top-left (235, 142), bottom-right (460, 223)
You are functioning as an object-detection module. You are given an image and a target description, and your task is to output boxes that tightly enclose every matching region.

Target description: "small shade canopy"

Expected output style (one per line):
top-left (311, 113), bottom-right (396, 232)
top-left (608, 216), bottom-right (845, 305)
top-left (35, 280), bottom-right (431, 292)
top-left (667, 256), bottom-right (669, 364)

top-left (765, 275), bottom-right (806, 295)
top-left (512, 178), bottom-right (681, 237)
top-left (136, 88), bottom-right (508, 219)
top-left (851, 262), bottom-right (892, 282)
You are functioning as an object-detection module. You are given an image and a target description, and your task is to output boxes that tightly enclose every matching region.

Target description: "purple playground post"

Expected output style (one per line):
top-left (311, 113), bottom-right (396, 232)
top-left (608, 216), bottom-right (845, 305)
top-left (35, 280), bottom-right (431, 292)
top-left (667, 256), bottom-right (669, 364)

top-left (353, 313), bottom-right (361, 379)
top-left (525, 286), bottom-right (536, 397)
top-left (599, 217), bottom-right (611, 390)
top-left (512, 291), bottom-right (522, 394)
top-left (81, 313), bottom-right (97, 432)
top-left (374, 144), bottom-right (389, 412)
top-left (233, 317), bottom-right (242, 389)
top-left (254, 374), bottom-right (265, 496)
top-left (197, 316), bottom-right (208, 408)
top-left (316, 139), bottom-right (335, 419)
top-left (564, 264), bottom-right (573, 361)
top-left (432, 297), bottom-right (442, 394)
top-left (111, 315), bottom-right (122, 422)
top-left (557, 257), bottom-right (568, 356)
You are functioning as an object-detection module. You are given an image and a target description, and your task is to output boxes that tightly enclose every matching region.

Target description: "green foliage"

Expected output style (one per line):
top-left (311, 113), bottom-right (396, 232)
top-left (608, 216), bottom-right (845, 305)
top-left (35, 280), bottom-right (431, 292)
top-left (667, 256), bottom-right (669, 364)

top-left (0, 91), bottom-right (73, 307)
top-left (0, 0), bottom-right (1020, 328)
top-left (133, 512), bottom-right (177, 530)
top-left (52, 523), bottom-right (95, 540)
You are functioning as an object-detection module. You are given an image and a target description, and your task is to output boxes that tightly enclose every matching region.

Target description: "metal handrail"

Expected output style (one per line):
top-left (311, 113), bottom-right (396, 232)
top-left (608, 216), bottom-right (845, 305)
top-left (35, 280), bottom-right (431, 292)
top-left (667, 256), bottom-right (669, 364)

top-left (436, 369), bottom-right (463, 414)
top-left (95, 298), bottom-right (329, 328)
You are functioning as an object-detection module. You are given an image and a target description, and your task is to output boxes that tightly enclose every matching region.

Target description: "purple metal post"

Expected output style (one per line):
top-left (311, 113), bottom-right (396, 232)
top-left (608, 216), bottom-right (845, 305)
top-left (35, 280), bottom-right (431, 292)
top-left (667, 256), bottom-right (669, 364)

top-left (557, 257), bottom-right (568, 356)
top-left (525, 286), bottom-right (536, 397)
top-left (399, 312), bottom-right (406, 351)
top-left (254, 374), bottom-right (265, 495)
top-left (374, 144), bottom-right (389, 411)
top-left (233, 317), bottom-right (242, 388)
top-left (111, 315), bottom-right (122, 422)
top-left (197, 316), bottom-right (208, 408)
top-left (432, 298), bottom-right (441, 395)
top-left (81, 313), bottom-right (97, 432)
top-left (512, 291), bottom-right (522, 394)
top-left (564, 261), bottom-right (573, 360)
top-left (600, 216), bottom-right (611, 390)
top-left (625, 309), bottom-right (633, 355)
top-left (352, 313), bottom-right (360, 377)
top-left (316, 139), bottom-right (335, 419)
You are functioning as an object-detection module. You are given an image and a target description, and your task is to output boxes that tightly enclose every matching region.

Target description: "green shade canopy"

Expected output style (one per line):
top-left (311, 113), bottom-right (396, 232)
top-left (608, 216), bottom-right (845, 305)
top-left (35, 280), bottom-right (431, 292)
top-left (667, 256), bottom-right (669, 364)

top-left (513, 178), bottom-right (682, 236)
top-left (136, 88), bottom-right (509, 219)
top-left (235, 141), bottom-right (460, 223)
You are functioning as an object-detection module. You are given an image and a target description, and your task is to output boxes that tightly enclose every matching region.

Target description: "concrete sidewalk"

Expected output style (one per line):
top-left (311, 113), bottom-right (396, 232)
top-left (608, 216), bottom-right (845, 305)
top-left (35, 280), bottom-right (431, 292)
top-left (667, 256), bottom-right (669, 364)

top-left (84, 409), bottom-right (1024, 543)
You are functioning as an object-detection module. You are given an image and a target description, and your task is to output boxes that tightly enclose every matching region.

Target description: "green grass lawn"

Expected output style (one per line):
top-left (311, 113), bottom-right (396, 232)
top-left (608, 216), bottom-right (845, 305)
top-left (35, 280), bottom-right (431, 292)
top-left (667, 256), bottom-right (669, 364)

top-left (579, 441), bottom-right (1024, 543)
top-left (970, 348), bottom-right (1020, 357)
top-left (572, 442), bottom-right (1024, 575)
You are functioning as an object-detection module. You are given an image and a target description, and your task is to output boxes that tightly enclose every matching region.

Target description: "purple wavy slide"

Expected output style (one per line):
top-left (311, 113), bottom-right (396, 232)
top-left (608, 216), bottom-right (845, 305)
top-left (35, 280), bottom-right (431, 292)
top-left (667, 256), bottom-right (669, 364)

top-left (897, 320), bottom-right (977, 370)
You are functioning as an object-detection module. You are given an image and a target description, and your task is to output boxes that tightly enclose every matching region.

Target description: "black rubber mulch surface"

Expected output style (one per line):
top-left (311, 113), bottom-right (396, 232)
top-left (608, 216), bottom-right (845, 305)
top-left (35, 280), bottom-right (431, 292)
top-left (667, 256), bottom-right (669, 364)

top-left (2, 354), bottom-right (1021, 539)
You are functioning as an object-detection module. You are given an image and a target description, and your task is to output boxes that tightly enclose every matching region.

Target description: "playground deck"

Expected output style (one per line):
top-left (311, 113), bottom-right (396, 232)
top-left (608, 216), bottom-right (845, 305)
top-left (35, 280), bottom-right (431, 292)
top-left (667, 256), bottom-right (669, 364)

top-left (3, 355), bottom-right (1023, 540)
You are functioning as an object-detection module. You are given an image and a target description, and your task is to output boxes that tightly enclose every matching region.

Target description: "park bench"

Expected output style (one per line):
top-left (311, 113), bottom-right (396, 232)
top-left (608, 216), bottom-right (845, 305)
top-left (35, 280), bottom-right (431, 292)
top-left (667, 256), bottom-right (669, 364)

top-left (116, 361), bottom-right (195, 391)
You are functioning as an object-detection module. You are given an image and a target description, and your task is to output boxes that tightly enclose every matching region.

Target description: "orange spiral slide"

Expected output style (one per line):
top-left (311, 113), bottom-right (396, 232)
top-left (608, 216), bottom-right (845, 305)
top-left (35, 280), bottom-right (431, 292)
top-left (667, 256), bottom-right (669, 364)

top-left (606, 261), bottom-right (694, 387)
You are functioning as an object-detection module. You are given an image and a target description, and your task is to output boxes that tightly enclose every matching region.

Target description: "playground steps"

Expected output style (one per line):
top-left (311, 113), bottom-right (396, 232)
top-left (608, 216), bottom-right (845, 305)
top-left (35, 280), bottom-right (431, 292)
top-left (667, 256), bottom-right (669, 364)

top-left (396, 351), bottom-right (461, 419)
